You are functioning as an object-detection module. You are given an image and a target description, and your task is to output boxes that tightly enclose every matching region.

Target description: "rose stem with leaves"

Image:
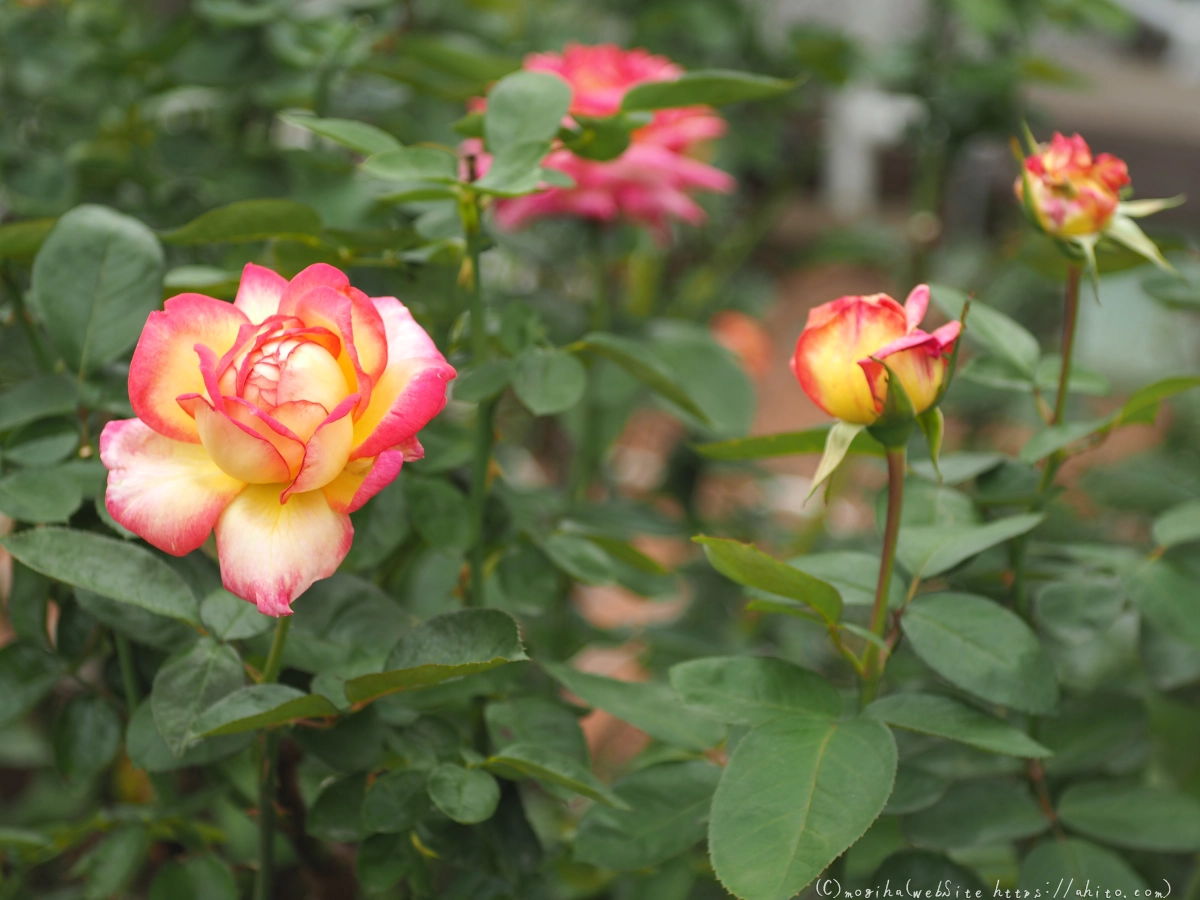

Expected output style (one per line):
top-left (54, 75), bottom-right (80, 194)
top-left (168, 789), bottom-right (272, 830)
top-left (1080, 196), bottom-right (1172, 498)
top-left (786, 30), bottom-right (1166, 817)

top-left (860, 446), bottom-right (906, 707)
top-left (1012, 263), bottom-right (1082, 618)
top-left (254, 615), bottom-right (292, 900)
top-left (461, 175), bottom-right (493, 608)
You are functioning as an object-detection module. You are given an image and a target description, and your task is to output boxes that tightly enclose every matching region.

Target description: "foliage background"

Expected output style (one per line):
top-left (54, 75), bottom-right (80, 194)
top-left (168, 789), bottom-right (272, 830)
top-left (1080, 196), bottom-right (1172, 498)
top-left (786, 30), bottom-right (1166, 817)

top-left (2, 0), bottom-right (1200, 899)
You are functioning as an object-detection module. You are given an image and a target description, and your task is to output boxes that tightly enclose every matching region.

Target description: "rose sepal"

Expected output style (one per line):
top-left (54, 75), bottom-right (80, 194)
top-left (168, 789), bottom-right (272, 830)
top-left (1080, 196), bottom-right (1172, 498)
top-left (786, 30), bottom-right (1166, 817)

top-left (864, 356), bottom-right (916, 450)
top-left (917, 406), bottom-right (944, 482)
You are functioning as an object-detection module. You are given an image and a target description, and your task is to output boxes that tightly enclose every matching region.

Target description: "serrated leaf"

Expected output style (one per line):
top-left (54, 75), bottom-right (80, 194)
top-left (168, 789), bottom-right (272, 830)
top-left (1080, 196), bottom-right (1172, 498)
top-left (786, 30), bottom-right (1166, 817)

top-left (427, 763), bottom-right (501, 824)
top-left (150, 637), bottom-right (244, 756)
top-left (669, 656), bottom-right (841, 725)
top-left (930, 284), bottom-right (1039, 376)
top-left (279, 112), bottom-right (402, 155)
top-left (191, 684), bottom-right (339, 739)
top-left (695, 536), bottom-right (842, 623)
top-left (573, 332), bottom-right (709, 423)
top-left (162, 199), bottom-right (322, 245)
top-left (1057, 782), bottom-right (1200, 851)
top-left (485, 743), bottom-right (628, 809)
top-left (897, 513), bottom-right (1044, 579)
top-left (695, 425), bottom-right (886, 461)
top-left (864, 692), bottom-right (1051, 757)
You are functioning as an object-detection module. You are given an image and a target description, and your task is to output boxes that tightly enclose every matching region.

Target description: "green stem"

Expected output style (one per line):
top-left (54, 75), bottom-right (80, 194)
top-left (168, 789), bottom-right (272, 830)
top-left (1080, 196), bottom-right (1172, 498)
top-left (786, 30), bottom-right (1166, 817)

top-left (860, 447), bottom-right (906, 708)
top-left (254, 616), bottom-right (292, 900)
top-left (464, 201), bottom-right (492, 608)
top-left (1050, 265), bottom-right (1082, 429)
top-left (114, 633), bottom-right (140, 711)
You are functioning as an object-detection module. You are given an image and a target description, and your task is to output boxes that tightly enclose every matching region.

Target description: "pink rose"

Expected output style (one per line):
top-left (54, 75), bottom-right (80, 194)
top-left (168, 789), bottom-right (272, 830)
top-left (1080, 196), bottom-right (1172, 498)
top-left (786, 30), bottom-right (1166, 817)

top-left (101, 263), bottom-right (455, 616)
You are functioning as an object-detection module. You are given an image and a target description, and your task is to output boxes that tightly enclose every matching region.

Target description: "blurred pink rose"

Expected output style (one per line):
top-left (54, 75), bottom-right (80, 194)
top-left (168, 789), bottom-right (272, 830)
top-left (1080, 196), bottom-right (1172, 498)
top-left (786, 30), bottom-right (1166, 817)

top-left (469, 43), bottom-right (735, 242)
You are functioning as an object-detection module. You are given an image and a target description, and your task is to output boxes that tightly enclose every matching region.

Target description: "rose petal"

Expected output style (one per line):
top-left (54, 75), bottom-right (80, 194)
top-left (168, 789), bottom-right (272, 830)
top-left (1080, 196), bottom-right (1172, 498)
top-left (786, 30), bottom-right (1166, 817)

top-left (275, 340), bottom-right (350, 412)
top-left (234, 263), bottom-right (288, 324)
top-left (129, 294), bottom-right (248, 442)
top-left (282, 395), bottom-right (358, 500)
top-left (215, 484), bottom-right (352, 616)
top-left (904, 284), bottom-right (930, 334)
top-left (186, 396), bottom-right (293, 484)
top-left (101, 418), bottom-right (244, 556)
top-left (322, 449), bottom-right (405, 514)
top-left (350, 297), bottom-right (455, 460)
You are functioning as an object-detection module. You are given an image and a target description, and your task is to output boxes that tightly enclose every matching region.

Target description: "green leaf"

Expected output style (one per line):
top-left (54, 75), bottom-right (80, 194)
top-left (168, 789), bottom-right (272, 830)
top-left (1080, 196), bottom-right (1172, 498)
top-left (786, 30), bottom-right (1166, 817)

top-left (54, 694), bottom-right (121, 782)
top-left (76, 588), bottom-right (193, 651)
top-left (279, 112), bottom-right (402, 155)
top-left (511, 346), bottom-right (588, 416)
top-left (0, 528), bottom-right (200, 625)
top-left (474, 140), bottom-right (552, 197)
top-left (71, 825), bottom-right (148, 900)
top-left (1057, 782), bottom-right (1200, 851)
top-left (709, 716), bottom-right (896, 900)
top-left (536, 532), bottom-right (615, 585)
top-left (649, 323), bottom-right (755, 437)
top-left (696, 425), bottom-right (885, 461)
top-left (910, 451), bottom-right (1005, 485)
top-left (901, 593), bottom-right (1059, 714)
top-left (452, 359), bottom-right (513, 403)
top-left (149, 855), bottom-right (238, 900)
top-left (362, 147), bottom-right (459, 185)
top-left (356, 834), bottom-right (415, 893)
top-left (873, 850), bottom-right (984, 892)
top-left (0, 644), bottom-right (64, 727)
top-left (1019, 838), bottom-right (1147, 895)
top-left (310, 773), bottom-right (371, 842)
top-left (406, 476), bottom-right (471, 549)
top-left (283, 574), bottom-right (412, 676)
top-left (864, 692), bottom-right (1051, 757)
top-left (124, 701), bottom-right (249, 772)
top-left (362, 770), bottom-right (431, 834)
top-left (544, 663), bottom-right (725, 751)
top-left (199, 589), bottom-right (274, 641)
top-left (694, 536), bottom-right (842, 624)
top-left (573, 332), bottom-right (710, 423)
top-left (162, 199), bottom-right (322, 245)
top-left (0, 218), bottom-right (56, 260)
top-left (32, 204), bottom-right (164, 375)
top-left (575, 760), bottom-right (721, 871)
top-left (485, 696), bottom-right (589, 762)
top-left (669, 656), bottom-right (841, 725)
top-left (897, 513), bottom-right (1044, 579)
top-left (0, 375), bottom-right (78, 432)
top-left (0, 468), bottom-right (83, 523)
top-left (343, 609), bottom-right (527, 704)
top-left (1152, 498), bottom-right (1200, 548)
top-left (4, 420), bottom-right (80, 467)
top-left (811, 420), bottom-right (866, 495)
top-left (917, 407), bottom-right (944, 479)
top-left (885, 768), bottom-right (949, 815)
top-left (191, 684), bottom-right (339, 739)
top-left (485, 71), bottom-right (573, 152)
top-left (622, 69), bottom-right (795, 110)
top-left (151, 637), bottom-right (244, 756)
top-left (903, 779), bottom-right (1050, 849)
top-left (787, 551), bottom-right (905, 608)
top-left (343, 479), bottom-right (410, 572)
top-left (930, 284), bottom-right (1039, 376)
top-left (485, 743), bottom-right (628, 809)
top-left (1105, 214), bottom-right (1172, 271)
top-left (427, 763), bottom-right (501, 824)
top-left (1018, 419), bottom-right (1107, 465)
top-left (1122, 559), bottom-right (1200, 650)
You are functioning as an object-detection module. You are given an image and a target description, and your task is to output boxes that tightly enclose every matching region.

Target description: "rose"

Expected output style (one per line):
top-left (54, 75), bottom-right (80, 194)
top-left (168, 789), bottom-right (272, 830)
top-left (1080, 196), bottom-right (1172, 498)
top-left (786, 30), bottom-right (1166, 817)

top-left (790, 285), bottom-right (960, 425)
top-left (101, 263), bottom-right (455, 616)
top-left (467, 43), bottom-right (734, 242)
top-left (1015, 132), bottom-right (1129, 238)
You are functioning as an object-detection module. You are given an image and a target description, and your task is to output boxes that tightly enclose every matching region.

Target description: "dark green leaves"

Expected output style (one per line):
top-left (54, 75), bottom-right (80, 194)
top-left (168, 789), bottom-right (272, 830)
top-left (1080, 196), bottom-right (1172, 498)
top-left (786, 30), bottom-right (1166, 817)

top-left (864, 693), bottom-right (1051, 757)
top-left (621, 70), bottom-right (795, 110)
top-left (1122, 560), bottom-right (1200, 650)
top-left (696, 425), bottom-right (884, 461)
top-left (709, 716), bottom-right (896, 900)
top-left (162, 199), bottom-right (322, 245)
top-left (191, 684), bottom-right (339, 738)
top-left (931, 284), bottom-right (1039, 377)
top-left (694, 536), bottom-right (841, 623)
top-left (199, 590), bottom-right (274, 641)
top-left (485, 71), bottom-right (572, 152)
top-left (343, 609), bottom-right (526, 704)
top-left (485, 743), bottom-right (627, 808)
top-left (903, 779), bottom-right (1050, 849)
top-left (897, 513), bottom-right (1044, 579)
top-left (544, 663), bottom-right (725, 751)
top-left (901, 593), bottom-right (1059, 714)
top-left (0, 468), bottom-right (83, 523)
top-left (0, 528), bottom-right (200, 625)
top-left (32, 204), bottom-right (164, 375)
top-left (363, 147), bottom-right (458, 184)
top-left (54, 694), bottom-right (121, 782)
top-left (0, 375), bottom-right (78, 432)
top-left (150, 638), bottom-right (243, 756)
top-left (0, 644), bottom-right (64, 726)
top-left (1020, 839), bottom-right (1147, 895)
top-left (573, 332), bottom-right (709, 423)
top-left (1151, 498), bottom-right (1200, 548)
top-left (362, 771), bottom-right (430, 834)
top-left (669, 656), bottom-right (841, 725)
top-left (1057, 783), bottom-right (1200, 851)
top-left (575, 761), bottom-right (721, 870)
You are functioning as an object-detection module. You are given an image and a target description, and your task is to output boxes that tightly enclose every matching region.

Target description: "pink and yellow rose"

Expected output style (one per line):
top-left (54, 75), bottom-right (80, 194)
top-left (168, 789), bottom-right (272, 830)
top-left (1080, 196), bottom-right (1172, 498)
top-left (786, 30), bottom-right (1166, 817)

top-left (101, 263), bottom-right (455, 616)
top-left (790, 285), bottom-right (960, 425)
top-left (1016, 132), bottom-right (1129, 238)
top-left (469, 43), bottom-right (735, 241)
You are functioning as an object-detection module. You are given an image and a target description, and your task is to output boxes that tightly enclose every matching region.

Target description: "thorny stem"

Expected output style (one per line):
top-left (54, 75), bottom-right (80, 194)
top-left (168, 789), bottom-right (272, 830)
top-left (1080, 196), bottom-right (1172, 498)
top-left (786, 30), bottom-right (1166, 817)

top-left (254, 616), bottom-right (292, 900)
top-left (860, 447), bottom-right (906, 708)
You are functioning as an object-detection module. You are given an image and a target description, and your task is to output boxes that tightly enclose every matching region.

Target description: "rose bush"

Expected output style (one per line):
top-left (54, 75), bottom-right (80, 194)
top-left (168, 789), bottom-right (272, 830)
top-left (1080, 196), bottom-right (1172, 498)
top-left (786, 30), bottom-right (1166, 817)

top-left (102, 263), bottom-right (454, 615)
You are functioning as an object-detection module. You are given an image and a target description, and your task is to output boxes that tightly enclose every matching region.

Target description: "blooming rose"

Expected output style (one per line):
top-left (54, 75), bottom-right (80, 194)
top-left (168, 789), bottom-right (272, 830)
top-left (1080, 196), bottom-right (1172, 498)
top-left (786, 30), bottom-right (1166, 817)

top-left (101, 263), bottom-right (455, 616)
top-left (790, 285), bottom-right (960, 425)
top-left (471, 43), bottom-right (735, 242)
top-left (1015, 132), bottom-right (1129, 238)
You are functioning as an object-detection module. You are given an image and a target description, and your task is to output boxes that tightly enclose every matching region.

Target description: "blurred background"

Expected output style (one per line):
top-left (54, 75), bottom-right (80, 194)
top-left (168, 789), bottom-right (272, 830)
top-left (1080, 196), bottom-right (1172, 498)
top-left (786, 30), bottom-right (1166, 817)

top-left (4, 0), bottom-right (1200, 814)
